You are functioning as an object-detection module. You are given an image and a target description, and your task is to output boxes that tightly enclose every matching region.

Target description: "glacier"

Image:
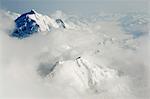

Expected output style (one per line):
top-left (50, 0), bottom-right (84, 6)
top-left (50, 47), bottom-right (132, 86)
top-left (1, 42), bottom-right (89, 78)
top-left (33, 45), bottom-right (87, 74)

top-left (0, 10), bottom-right (150, 99)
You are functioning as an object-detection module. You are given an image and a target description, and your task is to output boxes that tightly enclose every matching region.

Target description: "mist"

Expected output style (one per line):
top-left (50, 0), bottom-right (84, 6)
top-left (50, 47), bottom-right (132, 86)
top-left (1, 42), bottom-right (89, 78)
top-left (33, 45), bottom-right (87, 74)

top-left (0, 9), bottom-right (150, 99)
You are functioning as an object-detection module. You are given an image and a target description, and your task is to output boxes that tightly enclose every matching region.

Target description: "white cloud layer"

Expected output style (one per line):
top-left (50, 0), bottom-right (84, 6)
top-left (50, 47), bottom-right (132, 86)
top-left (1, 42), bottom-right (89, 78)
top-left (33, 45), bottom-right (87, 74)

top-left (0, 10), bottom-right (150, 99)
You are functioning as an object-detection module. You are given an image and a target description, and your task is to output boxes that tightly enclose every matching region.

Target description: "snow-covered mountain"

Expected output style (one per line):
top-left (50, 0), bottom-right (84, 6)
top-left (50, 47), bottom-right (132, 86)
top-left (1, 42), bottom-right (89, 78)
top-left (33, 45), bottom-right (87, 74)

top-left (0, 9), bottom-right (149, 99)
top-left (11, 9), bottom-right (66, 38)
top-left (41, 57), bottom-right (119, 92)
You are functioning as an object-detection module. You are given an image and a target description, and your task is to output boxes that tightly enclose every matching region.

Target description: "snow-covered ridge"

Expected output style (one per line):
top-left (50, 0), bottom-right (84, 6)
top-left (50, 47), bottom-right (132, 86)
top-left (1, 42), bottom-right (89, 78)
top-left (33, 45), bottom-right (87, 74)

top-left (27, 9), bottom-right (59, 31)
top-left (40, 57), bottom-right (119, 92)
top-left (11, 9), bottom-right (66, 38)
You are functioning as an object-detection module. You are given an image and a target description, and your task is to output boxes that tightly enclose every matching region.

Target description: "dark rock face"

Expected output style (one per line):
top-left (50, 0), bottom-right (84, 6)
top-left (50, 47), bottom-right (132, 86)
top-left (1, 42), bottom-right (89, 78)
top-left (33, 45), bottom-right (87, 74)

top-left (11, 10), bottom-right (40, 39)
top-left (56, 19), bottom-right (66, 28)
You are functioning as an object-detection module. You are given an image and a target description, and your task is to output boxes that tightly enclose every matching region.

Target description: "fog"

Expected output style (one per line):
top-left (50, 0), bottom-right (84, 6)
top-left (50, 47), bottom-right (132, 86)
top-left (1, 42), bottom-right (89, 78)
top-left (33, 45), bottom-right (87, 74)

top-left (0, 10), bottom-right (150, 99)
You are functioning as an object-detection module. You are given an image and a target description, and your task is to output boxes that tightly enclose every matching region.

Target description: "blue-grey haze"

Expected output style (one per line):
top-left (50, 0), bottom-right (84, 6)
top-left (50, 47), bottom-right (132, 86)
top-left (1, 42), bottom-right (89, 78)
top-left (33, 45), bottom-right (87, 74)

top-left (0, 0), bottom-right (149, 15)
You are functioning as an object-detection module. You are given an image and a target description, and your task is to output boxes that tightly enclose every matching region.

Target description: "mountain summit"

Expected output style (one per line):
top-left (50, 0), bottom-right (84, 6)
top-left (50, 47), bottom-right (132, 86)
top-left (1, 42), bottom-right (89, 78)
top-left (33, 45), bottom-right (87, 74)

top-left (11, 9), bottom-right (66, 38)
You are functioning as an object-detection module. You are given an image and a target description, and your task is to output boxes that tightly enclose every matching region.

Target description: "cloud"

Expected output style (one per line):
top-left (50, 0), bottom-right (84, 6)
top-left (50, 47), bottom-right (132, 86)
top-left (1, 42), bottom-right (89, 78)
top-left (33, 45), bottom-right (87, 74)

top-left (0, 9), bottom-right (149, 99)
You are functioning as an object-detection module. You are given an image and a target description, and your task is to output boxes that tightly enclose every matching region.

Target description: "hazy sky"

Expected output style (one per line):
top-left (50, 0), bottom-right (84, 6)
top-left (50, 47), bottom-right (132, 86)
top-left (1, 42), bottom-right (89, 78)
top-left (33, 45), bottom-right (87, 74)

top-left (0, 0), bottom-right (149, 15)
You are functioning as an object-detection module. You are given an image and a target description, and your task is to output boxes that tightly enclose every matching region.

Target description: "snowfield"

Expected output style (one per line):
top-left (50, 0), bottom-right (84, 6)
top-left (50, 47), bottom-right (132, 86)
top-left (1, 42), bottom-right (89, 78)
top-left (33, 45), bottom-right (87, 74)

top-left (0, 10), bottom-right (150, 99)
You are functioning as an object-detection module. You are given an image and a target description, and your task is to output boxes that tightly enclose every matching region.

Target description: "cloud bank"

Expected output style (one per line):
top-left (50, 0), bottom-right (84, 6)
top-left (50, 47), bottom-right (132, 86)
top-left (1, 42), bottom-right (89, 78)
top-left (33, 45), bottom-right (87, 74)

top-left (0, 10), bottom-right (150, 99)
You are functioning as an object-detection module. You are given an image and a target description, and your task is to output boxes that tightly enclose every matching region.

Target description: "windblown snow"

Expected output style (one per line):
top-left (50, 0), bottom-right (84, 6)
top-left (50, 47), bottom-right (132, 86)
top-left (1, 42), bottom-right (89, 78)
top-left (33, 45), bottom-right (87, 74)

top-left (0, 10), bottom-right (150, 99)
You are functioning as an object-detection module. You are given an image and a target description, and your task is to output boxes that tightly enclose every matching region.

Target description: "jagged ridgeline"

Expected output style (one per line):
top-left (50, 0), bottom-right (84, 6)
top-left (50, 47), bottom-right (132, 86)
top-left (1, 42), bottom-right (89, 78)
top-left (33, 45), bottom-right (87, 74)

top-left (11, 9), bottom-right (66, 39)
